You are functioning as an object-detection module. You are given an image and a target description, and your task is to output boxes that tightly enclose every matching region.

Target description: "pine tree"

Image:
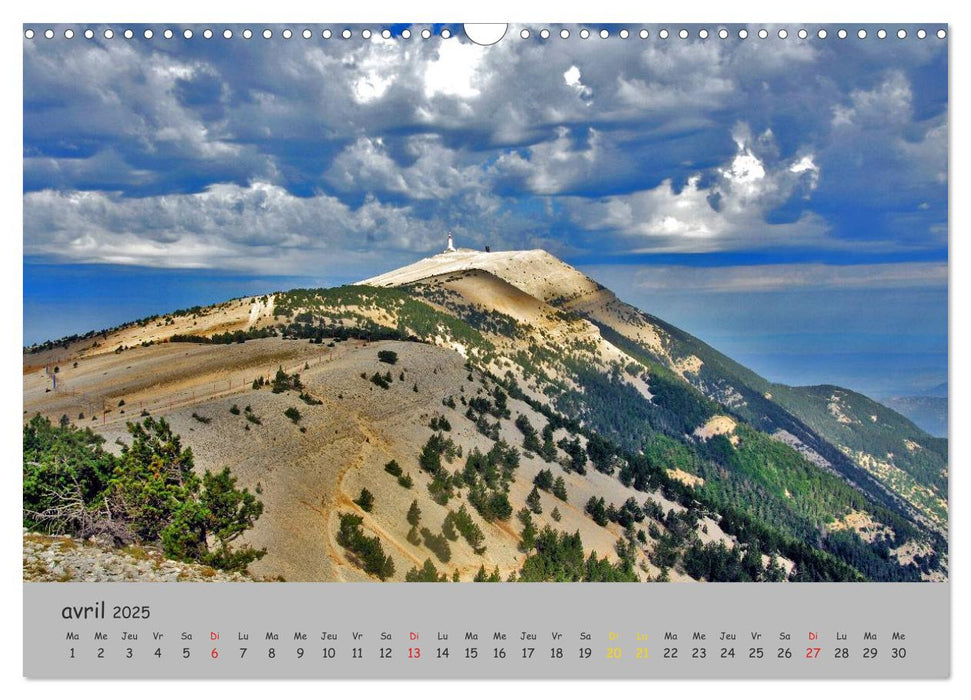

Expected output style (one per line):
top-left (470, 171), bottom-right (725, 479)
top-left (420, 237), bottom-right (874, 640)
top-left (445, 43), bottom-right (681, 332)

top-left (552, 476), bottom-right (568, 501)
top-left (551, 506), bottom-right (561, 522)
top-left (519, 512), bottom-right (537, 552)
top-left (526, 486), bottom-right (542, 514)
top-left (533, 468), bottom-right (554, 491)
top-left (354, 488), bottom-right (374, 512)
top-left (406, 558), bottom-right (446, 582)
top-left (407, 499), bottom-right (421, 526)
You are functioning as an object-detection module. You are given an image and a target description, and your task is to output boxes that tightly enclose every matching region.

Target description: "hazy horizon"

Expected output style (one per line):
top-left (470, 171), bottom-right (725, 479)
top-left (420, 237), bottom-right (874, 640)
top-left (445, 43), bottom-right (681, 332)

top-left (24, 23), bottom-right (947, 403)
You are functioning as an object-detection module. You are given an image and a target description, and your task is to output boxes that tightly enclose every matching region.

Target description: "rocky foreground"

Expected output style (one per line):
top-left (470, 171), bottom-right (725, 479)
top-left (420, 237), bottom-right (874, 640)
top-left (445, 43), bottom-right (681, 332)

top-left (22, 532), bottom-right (257, 582)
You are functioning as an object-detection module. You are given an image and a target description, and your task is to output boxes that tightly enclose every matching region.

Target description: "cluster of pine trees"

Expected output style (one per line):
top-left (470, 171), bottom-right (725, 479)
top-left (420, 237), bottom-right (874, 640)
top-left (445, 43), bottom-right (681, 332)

top-left (23, 415), bottom-right (265, 571)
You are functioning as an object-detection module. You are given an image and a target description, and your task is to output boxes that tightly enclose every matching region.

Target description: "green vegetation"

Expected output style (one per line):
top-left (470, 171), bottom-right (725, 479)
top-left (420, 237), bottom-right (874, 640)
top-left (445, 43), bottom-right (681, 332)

top-left (23, 415), bottom-right (265, 572)
top-left (169, 327), bottom-right (278, 345)
top-left (429, 415), bottom-right (452, 432)
top-left (336, 513), bottom-right (395, 580)
top-left (284, 407), bottom-right (302, 424)
top-left (519, 510), bottom-right (537, 552)
top-left (769, 384), bottom-right (947, 526)
top-left (452, 504), bottom-right (486, 552)
top-left (516, 414), bottom-right (543, 454)
top-left (526, 486), bottom-right (542, 514)
top-left (272, 368), bottom-right (303, 394)
top-left (473, 564), bottom-right (502, 582)
top-left (407, 500), bottom-right (421, 526)
top-left (370, 372), bottom-right (392, 389)
top-left (378, 350), bottom-right (398, 365)
top-left (383, 460), bottom-right (402, 477)
top-left (355, 488), bottom-right (374, 512)
top-left (533, 469), bottom-right (554, 491)
top-left (406, 558), bottom-right (447, 582)
top-left (404, 283), bottom-right (522, 338)
top-left (557, 436), bottom-right (587, 474)
top-left (462, 441), bottom-right (520, 522)
top-left (493, 369), bottom-right (929, 582)
top-left (518, 527), bottom-right (637, 582)
top-left (299, 392), bottom-right (322, 406)
top-left (274, 285), bottom-right (495, 358)
top-left (585, 497), bottom-right (609, 526)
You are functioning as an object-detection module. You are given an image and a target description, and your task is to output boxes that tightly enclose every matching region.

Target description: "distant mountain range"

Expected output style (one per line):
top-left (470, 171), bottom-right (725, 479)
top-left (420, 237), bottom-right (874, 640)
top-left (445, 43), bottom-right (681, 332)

top-left (23, 248), bottom-right (947, 582)
top-left (881, 383), bottom-right (947, 438)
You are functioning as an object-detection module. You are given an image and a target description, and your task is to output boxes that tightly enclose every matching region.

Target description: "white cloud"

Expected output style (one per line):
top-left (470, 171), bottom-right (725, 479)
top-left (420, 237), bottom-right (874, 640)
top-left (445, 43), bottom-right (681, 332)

top-left (831, 71), bottom-right (913, 129)
top-left (490, 126), bottom-right (602, 195)
top-left (23, 183), bottom-right (446, 274)
top-left (22, 28), bottom-right (946, 270)
top-left (563, 125), bottom-right (825, 252)
top-left (423, 40), bottom-right (487, 99)
top-left (562, 64), bottom-right (592, 102)
top-left (325, 134), bottom-right (487, 200)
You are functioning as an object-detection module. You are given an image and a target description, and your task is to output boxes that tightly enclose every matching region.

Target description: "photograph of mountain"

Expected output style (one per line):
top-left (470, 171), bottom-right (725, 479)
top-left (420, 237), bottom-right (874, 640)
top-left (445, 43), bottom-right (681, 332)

top-left (23, 24), bottom-right (947, 583)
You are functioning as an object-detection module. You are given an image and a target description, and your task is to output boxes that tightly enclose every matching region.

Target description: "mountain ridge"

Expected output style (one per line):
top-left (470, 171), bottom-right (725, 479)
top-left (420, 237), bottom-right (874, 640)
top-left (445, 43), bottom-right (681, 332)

top-left (23, 248), bottom-right (947, 582)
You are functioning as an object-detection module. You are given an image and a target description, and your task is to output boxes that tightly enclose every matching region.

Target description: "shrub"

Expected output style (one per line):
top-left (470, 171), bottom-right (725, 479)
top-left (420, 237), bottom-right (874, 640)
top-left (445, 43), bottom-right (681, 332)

top-left (355, 488), bottom-right (374, 512)
top-left (336, 513), bottom-right (395, 580)
top-left (284, 407), bottom-right (302, 424)
top-left (383, 460), bottom-right (402, 477)
top-left (406, 558), bottom-right (446, 582)
top-left (378, 350), bottom-right (398, 365)
top-left (299, 392), bottom-right (322, 406)
top-left (429, 415), bottom-right (452, 432)
top-left (473, 565), bottom-right (502, 582)
top-left (34, 416), bottom-right (269, 571)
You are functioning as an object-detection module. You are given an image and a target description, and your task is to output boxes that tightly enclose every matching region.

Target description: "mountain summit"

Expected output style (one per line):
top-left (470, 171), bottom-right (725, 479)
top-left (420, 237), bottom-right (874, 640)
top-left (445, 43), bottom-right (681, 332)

top-left (24, 248), bottom-right (947, 583)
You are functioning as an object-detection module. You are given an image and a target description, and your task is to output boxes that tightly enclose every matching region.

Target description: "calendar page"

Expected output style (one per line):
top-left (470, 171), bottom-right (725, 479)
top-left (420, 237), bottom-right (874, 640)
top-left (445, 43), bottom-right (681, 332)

top-left (21, 21), bottom-right (949, 679)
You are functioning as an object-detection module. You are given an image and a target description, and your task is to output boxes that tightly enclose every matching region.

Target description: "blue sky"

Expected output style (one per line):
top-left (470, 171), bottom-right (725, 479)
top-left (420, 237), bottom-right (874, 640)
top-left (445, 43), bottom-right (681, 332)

top-left (23, 24), bottom-right (947, 398)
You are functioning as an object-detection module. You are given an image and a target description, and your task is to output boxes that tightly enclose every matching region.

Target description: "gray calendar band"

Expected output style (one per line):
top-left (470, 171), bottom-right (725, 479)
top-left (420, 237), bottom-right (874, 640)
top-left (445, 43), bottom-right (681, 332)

top-left (24, 582), bottom-right (949, 679)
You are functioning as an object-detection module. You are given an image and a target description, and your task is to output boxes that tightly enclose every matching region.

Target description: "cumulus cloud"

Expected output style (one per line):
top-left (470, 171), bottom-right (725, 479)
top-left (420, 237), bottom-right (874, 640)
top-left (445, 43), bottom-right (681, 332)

top-left (23, 182), bottom-right (449, 275)
top-left (22, 25), bottom-right (948, 268)
top-left (562, 125), bottom-right (826, 252)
